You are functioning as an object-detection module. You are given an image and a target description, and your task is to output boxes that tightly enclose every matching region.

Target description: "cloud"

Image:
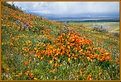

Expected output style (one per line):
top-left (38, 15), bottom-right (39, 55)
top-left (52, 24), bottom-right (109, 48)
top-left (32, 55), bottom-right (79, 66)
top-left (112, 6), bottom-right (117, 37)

top-left (7, 1), bottom-right (119, 16)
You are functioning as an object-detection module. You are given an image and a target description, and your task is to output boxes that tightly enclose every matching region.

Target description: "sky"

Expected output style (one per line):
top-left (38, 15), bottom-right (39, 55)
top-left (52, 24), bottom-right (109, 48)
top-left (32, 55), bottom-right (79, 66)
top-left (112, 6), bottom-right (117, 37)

top-left (7, 1), bottom-right (119, 17)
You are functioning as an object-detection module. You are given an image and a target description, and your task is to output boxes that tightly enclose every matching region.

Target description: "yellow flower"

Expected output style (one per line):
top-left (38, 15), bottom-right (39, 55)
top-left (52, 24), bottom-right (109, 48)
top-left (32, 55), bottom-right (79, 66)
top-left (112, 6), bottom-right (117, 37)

top-left (34, 78), bottom-right (37, 80)
top-left (67, 45), bottom-right (70, 49)
top-left (68, 58), bottom-right (70, 62)
top-left (87, 57), bottom-right (90, 60)
top-left (50, 60), bottom-right (52, 64)
top-left (74, 57), bottom-right (77, 60)
top-left (29, 41), bottom-right (31, 43)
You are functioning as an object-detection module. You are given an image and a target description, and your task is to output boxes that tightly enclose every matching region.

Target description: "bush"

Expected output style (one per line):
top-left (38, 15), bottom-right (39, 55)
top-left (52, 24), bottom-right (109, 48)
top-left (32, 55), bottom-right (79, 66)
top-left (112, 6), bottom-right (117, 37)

top-left (92, 25), bottom-right (108, 33)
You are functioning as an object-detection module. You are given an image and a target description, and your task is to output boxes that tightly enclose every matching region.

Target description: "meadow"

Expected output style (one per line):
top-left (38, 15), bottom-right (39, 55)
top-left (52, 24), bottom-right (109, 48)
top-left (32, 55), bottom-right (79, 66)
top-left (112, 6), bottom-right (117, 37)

top-left (1, 2), bottom-right (120, 80)
top-left (69, 22), bottom-right (119, 32)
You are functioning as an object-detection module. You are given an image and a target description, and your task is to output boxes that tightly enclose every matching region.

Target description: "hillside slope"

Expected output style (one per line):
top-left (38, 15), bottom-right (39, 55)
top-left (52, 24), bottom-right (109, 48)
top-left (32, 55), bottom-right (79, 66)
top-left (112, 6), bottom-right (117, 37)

top-left (1, 2), bottom-right (120, 80)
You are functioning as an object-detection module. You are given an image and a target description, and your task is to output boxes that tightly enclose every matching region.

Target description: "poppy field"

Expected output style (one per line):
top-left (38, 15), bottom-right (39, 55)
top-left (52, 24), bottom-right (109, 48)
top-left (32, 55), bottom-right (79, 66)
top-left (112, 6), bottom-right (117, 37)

top-left (1, 2), bottom-right (120, 80)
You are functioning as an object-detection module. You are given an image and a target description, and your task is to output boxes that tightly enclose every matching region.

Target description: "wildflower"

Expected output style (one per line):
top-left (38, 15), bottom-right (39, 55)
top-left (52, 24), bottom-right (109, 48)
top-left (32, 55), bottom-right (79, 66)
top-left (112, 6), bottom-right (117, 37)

top-left (106, 56), bottom-right (110, 60)
top-left (87, 75), bottom-right (92, 80)
top-left (106, 73), bottom-right (108, 75)
top-left (10, 43), bottom-right (13, 46)
top-left (25, 62), bottom-right (27, 65)
top-left (36, 54), bottom-right (40, 58)
top-left (74, 57), bottom-right (77, 60)
top-left (12, 58), bottom-right (14, 61)
top-left (100, 70), bottom-right (102, 74)
top-left (105, 52), bottom-right (110, 55)
top-left (54, 76), bottom-right (56, 80)
top-left (67, 45), bottom-right (70, 49)
top-left (83, 71), bottom-right (85, 74)
top-left (49, 60), bottom-right (52, 64)
top-left (62, 33), bottom-right (65, 36)
top-left (115, 58), bottom-right (118, 62)
top-left (54, 69), bottom-right (57, 72)
top-left (112, 71), bottom-right (114, 73)
top-left (34, 78), bottom-right (37, 80)
top-left (68, 58), bottom-right (70, 62)
top-left (18, 27), bottom-right (20, 30)
top-left (25, 72), bottom-right (28, 75)
top-left (6, 68), bottom-right (9, 71)
top-left (30, 73), bottom-right (33, 78)
top-left (100, 59), bottom-right (103, 62)
top-left (12, 37), bottom-right (14, 40)
top-left (12, 73), bottom-right (15, 75)
top-left (79, 69), bottom-right (82, 73)
top-left (76, 75), bottom-right (79, 79)
top-left (87, 57), bottom-right (90, 61)
top-left (72, 73), bottom-right (74, 77)
top-left (55, 63), bottom-right (58, 67)
top-left (29, 59), bottom-right (31, 63)
top-left (55, 58), bottom-right (58, 61)
top-left (18, 73), bottom-right (22, 76)
top-left (6, 57), bottom-right (8, 60)
top-left (27, 70), bottom-right (29, 73)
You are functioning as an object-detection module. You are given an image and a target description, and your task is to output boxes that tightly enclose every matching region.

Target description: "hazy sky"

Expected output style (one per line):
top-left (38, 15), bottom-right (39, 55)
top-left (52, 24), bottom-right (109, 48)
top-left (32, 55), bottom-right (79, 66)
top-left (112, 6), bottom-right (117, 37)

top-left (7, 1), bottom-right (119, 16)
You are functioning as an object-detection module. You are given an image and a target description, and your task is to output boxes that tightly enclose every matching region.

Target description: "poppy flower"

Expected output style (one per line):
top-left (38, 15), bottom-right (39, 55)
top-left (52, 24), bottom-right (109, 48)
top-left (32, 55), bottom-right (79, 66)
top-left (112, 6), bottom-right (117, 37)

top-left (30, 73), bottom-right (33, 78)
top-left (34, 78), bottom-right (37, 80)
top-left (6, 57), bottom-right (8, 60)
top-left (55, 63), bottom-right (58, 67)
top-left (25, 62), bottom-right (27, 65)
top-left (79, 69), bottom-right (82, 73)
top-left (18, 73), bottom-right (22, 76)
top-left (10, 43), bottom-right (13, 46)
top-left (76, 75), bottom-right (79, 79)
top-left (6, 68), bottom-right (9, 71)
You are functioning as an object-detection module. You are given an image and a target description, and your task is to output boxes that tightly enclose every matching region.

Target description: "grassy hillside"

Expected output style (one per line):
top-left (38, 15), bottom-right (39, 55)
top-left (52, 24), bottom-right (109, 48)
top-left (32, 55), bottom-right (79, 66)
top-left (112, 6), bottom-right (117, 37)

top-left (1, 2), bottom-right (120, 80)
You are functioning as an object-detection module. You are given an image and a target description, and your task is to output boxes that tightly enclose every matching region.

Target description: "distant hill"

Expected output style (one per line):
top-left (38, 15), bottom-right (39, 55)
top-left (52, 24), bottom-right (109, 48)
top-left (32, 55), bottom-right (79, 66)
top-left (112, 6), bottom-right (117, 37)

top-left (26, 11), bottom-right (119, 22)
